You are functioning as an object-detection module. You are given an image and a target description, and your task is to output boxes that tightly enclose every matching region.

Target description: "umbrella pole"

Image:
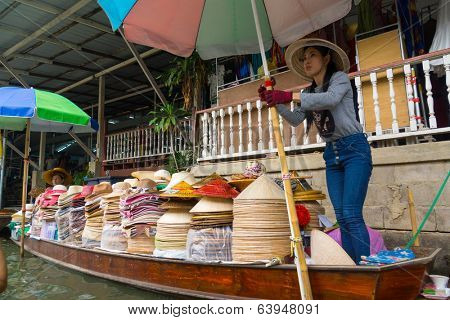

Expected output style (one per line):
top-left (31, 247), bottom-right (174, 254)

top-left (250, 0), bottom-right (313, 300)
top-left (20, 119), bottom-right (31, 258)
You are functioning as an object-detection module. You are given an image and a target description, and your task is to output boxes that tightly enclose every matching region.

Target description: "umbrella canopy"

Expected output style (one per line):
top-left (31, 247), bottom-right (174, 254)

top-left (0, 87), bottom-right (98, 133)
top-left (98, 0), bottom-right (352, 59)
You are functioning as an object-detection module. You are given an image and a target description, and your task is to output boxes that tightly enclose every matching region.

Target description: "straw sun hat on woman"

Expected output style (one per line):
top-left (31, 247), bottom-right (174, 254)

top-left (285, 38), bottom-right (350, 82)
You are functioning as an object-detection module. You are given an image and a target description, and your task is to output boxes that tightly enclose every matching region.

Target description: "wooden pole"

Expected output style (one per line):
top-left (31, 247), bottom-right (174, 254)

top-left (20, 119), bottom-right (31, 257)
top-left (249, 0), bottom-right (312, 299)
top-left (407, 187), bottom-right (420, 247)
top-left (270, 106), bottom-right (313, 300)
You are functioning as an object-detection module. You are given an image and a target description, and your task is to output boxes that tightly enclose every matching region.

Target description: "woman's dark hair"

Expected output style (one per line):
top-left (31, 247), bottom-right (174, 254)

top-left (303, 46), bottom-right (338, 135)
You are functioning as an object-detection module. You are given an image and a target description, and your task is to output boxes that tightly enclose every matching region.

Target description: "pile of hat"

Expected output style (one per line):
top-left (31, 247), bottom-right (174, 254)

top-left (121, 179), bottom-right (165, 254)
top-left (82, 182), bottom-right (112, 248)
top-left (69, 185), bottom-right (94, 244)
top-left (232, 175), bottom-right (291, 262)
top-left (40, 185), bottom-right (67, 240)
top-left (100, 182), bottom-right (131, 252)
top-left (132, 169), bottom-right (171, 191)
top-left (30, 190), bottom-right (49, 238)
top-left (9, 204), bottom-right (33, 241)
top-left (229, 160), bottom-right (266, 191)
top-left (55, 185), bottom-right (83, 243)
top-left (186, 176), bottom-right (238, 261)
top-left (154, 172), bottom-right (198, 258)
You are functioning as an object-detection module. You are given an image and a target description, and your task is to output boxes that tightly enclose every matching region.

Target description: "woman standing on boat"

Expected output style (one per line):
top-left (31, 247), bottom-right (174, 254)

top-left (259, 38), bottom-right (372, 264)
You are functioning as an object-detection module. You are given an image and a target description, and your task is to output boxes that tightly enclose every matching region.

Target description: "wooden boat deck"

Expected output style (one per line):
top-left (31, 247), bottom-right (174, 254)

top-left (14, 238), bottom-right (440, 300)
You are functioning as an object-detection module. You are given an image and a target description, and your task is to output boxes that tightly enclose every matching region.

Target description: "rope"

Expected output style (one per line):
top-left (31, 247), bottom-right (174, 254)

top-left (290, 236), bottom-right (302, 257)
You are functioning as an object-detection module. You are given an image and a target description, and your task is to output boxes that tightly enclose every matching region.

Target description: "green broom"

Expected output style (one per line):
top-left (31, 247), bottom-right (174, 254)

top-left (405, 171), bottom-right (450, 249)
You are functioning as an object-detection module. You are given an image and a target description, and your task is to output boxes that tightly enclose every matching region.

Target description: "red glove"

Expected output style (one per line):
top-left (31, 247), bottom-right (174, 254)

top-left (265, 90), bottom-right (293, 106)
top-left (258, 85), bottom-right (267, 101)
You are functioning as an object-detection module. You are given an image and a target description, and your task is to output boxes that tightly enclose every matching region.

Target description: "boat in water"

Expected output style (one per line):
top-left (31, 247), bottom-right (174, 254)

top-left (13, 238), bottom-right (440, 299)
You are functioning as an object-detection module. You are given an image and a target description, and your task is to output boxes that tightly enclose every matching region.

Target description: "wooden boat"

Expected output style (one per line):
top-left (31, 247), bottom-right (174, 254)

top-left (14, 238), bottom-right (439, 300)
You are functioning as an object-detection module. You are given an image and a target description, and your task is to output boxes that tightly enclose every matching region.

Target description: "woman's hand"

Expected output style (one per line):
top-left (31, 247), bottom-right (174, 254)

top-left (258, 86), bottom-right (293, 106)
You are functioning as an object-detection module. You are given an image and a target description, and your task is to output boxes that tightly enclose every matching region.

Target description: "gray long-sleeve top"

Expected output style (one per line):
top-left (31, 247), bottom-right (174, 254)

top-left (276, 71), bottom-right (362, 142)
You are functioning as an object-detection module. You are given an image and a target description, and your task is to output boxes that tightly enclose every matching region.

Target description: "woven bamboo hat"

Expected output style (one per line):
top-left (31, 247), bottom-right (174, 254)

top-left (154, 169), bottom-right (171, 182)
top-left (285, 38), bottom-right (350, 82)
top-left (162, 171), bottom-right (197, 191)
top-left (124, 178), bottom-right (139, 188)
top-left (310, 230), bottom-right (355, 266)
top-left (43, 167), bottom-right (72, 185)
top-left (190, 197), bottom-right (233, 213)
top-left (235, 175), bottom-right (284, 200)
top-left (131, 171), bottom-right (156, 181)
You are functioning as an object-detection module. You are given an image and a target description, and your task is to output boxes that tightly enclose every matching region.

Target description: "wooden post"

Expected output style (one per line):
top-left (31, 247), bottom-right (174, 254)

top-left (96, 75), bottom-right (105, 176)
top-left (20, 119), bottom-right (31, 257)
top-left (270, 105), bottom-right (313, 300)
top-left (407, 187), bottom-right (420, 247)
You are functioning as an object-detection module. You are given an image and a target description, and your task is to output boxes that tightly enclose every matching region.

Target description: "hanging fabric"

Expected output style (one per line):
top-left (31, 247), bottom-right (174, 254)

top-left (396, 0), bottom-right (425, 57)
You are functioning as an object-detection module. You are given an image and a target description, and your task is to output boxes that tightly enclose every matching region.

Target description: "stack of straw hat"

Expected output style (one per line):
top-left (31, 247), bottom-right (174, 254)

top-left (232, 175), bottom-right (291, 262)
top-left (69, 185), bottom-right (94, 244)
top-left (39, 185), bottom-right (67, 240)
top-left (132, 169), bottom-right (172, 191)
top-left (155, 172), bottom-right (198, 255)
top-left (121, 179), bottom-right (165, 254)
top-left (55, 185), bottom-right (83, 243)
top-left (100, 182), bottom-right (131, 251)
top-left (82, 182), bottom-right (112, 248)
top-left (184, 178), bottom-right (238, 261)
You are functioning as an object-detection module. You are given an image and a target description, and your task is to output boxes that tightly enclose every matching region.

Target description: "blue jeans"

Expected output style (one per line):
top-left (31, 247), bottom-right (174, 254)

top-left (323, 133), bottom-right (372, 263)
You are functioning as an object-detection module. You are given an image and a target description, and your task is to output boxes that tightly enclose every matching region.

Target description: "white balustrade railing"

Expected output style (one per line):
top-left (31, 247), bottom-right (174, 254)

top-left (105, 120), bottom-right (190, 162)
top-left (197, 51), bottom-right (450, 161)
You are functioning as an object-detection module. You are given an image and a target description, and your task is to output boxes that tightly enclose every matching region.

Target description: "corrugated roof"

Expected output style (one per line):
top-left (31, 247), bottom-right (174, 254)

top-left (0, 0), bottom-right (175, 119)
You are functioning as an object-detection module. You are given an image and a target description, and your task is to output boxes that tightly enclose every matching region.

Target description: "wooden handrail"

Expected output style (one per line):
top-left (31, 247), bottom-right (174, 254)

top-left (196, 49), bottom-right (450, 115)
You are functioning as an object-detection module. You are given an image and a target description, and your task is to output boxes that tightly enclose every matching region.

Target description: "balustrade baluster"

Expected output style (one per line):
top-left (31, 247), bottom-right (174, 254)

top-left (354, 76), bottom-right (365, 131)
top-left (386, 69), bottom-right (399, 133)
top-left (370, 72), bottom-right (383, 136)
top-left (219, 109), bottom-right (226, 155)
top-left (290, 102), bottom-right (297, 147)
top-left (422, 60), bottom-right (437, 128)
top-left (237, 104), bottom-right (244, 154)
top-left (444, 55), bottom-right (450, 105)
top-left (246, 102), bottom-right (253, 152)
top-left (211, 110), bottom-right (218, 156)
top-left (228, 106), bottom-right (235, 154)
top-left (403, 64), bottom-right (418, 131)
top-left (268, 106), bottom-right (274, 150)
top-left (256, 100), bottom-right (264, 151)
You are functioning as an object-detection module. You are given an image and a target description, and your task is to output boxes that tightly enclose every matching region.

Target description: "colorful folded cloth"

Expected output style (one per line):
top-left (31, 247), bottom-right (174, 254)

top-left (359, 248), bottom-right (415, 265)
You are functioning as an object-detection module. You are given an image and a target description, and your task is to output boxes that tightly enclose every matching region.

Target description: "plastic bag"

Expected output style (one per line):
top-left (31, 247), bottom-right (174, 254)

top-left (153, 248), bottom-right (186, 260)
top-left (100, 223), bottom-right (127, 252)
top-left (186, 226), bottom-right (232, 261)
top-left (40, 221), bottom-right (58, 241)
top-left (55, 207), bottom-right (72, 243)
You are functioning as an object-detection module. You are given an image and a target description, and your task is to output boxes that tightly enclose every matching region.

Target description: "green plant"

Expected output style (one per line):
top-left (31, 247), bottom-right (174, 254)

top-left (73, 170), bottom-right (94, 185)
top-left (166, 150), bottom-right (195, 174)
top-left (149, 102), bottom-right (192, 171)
top-left (162, 52), bottom-right (211, 111)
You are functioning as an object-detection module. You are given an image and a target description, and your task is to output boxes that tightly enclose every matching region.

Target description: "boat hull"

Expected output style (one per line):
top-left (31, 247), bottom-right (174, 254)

top-left (16, 238), bottom-right (439, 300)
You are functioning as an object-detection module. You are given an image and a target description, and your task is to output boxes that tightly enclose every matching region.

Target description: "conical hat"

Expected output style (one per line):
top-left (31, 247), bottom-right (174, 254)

top-left (158, 212), bottom-right (192, 224)
top-left (161, 171), bottom-right (196, 191)
top-left (310, 230), bottom-right (355, 266)
top-left (190, 197), bottom-right (233, 213)
top-left (235, 175), bottom-right (284, 200)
